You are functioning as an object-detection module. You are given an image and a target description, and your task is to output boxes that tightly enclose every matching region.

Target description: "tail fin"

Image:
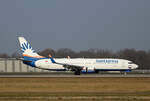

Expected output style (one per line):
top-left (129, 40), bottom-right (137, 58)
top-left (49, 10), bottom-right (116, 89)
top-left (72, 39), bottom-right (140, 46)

top-left (18, 37), bottom-right (44, 58)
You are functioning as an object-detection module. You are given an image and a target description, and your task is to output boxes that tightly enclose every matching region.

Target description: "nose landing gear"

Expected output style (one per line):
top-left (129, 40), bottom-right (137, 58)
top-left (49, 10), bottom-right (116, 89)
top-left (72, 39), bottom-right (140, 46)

top-left (74, 70), bottom-right (81, 75)
top-left (120, 71), bottom-right (127, 75)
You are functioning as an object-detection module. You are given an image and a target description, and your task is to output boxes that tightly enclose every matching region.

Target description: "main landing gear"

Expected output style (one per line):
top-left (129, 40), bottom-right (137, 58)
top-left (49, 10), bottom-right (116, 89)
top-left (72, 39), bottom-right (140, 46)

top-left (74, 69), bottom-right (81, 75)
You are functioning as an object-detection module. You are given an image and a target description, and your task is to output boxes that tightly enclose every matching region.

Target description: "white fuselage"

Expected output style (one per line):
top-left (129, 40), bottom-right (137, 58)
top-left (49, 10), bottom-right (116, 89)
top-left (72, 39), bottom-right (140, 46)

top-left (34, 58), bottom-right (138, 72)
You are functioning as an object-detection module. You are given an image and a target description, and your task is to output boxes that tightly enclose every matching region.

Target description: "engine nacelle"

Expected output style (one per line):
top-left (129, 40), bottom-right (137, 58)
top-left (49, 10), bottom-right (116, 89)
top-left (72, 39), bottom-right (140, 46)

top-left (81, 67), bottom-right (95, 73)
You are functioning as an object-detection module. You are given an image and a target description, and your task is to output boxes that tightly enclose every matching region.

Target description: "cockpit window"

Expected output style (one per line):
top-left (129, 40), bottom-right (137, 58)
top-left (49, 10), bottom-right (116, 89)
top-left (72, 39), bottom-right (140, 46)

top-left (128, 62), bottom-right (133, 64)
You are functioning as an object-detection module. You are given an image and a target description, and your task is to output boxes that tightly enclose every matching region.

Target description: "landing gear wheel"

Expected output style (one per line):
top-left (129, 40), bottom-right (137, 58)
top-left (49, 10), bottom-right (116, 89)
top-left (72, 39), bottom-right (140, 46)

top-left (120, 71), bottom-right (127, 75)
top-left (74, 70), bottom-right (81, 75)
top-left (95, 70), bottom-right (99, 74)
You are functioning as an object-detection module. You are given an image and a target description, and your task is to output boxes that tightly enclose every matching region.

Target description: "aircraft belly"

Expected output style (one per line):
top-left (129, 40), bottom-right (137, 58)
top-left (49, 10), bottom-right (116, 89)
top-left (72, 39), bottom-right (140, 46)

top-left (35, 60), bottom-right (65, 70)
top-left (94, 64), bottom-right (127, 70)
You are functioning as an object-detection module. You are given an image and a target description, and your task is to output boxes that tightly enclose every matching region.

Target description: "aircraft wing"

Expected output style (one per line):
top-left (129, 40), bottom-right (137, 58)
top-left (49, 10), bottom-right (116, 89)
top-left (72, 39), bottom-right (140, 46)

top-left (50, 58), bottom-right (83, 71)
top-left (56, 62), bottom-right (83, 70)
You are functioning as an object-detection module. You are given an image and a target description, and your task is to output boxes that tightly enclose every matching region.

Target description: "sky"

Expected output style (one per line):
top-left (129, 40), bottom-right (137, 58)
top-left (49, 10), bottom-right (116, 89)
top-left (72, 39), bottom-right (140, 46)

top-left (0, 0), bottom-right (150, 54)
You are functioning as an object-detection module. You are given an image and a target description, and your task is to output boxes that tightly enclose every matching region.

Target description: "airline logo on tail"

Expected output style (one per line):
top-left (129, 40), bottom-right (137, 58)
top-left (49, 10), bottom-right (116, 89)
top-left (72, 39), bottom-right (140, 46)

top-left (21, 42), bottom-right (35, 53)
top-left (18, 37), bottom-right (44, 58)
top-left (18, 37), bottom-right (35, 53)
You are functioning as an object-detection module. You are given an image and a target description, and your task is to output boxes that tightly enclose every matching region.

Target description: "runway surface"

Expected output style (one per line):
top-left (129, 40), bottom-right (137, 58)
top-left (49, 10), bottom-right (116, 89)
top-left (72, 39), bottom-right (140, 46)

top-left (0, 74), bottom-right (150, 77)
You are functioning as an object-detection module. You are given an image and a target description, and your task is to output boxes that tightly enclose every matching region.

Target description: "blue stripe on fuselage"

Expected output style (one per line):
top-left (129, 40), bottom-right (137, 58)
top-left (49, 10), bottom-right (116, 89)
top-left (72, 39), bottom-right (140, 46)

top-left (95, 69), bottom-right (131, 72)
top-left (23, 56), bottom-right (48, 67)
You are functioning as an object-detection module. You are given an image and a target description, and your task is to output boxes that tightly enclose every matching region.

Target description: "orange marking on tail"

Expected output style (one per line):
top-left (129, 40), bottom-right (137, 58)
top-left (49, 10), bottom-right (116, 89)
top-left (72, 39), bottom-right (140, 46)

top-left (23, 54), bottom-right (45, 58)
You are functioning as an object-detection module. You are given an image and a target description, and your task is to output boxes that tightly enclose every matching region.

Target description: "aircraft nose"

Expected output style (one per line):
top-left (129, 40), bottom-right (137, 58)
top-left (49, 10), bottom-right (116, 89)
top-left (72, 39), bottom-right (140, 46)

top-left (134, 64), bottom-right (138, 69)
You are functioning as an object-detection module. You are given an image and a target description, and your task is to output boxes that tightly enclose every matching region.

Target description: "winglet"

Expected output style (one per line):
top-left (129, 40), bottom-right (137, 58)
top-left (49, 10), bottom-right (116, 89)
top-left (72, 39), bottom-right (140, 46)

top-left (67, 56), bottom-right (70, 59)
top-left (48, 54), bottom-right (52, 58)
top-left (49, 54), bottom-right (56, 63)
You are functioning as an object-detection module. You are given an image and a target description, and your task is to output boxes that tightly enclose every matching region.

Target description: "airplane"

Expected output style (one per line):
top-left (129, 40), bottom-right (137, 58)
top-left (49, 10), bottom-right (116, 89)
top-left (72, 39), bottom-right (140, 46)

top-left (17, 37), bottom-right (138, 75)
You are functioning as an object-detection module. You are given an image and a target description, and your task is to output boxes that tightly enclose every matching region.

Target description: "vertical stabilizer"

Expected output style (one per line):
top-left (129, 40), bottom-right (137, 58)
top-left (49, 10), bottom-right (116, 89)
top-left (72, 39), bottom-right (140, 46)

top-left (18, 37), bottom-right (44, 58)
